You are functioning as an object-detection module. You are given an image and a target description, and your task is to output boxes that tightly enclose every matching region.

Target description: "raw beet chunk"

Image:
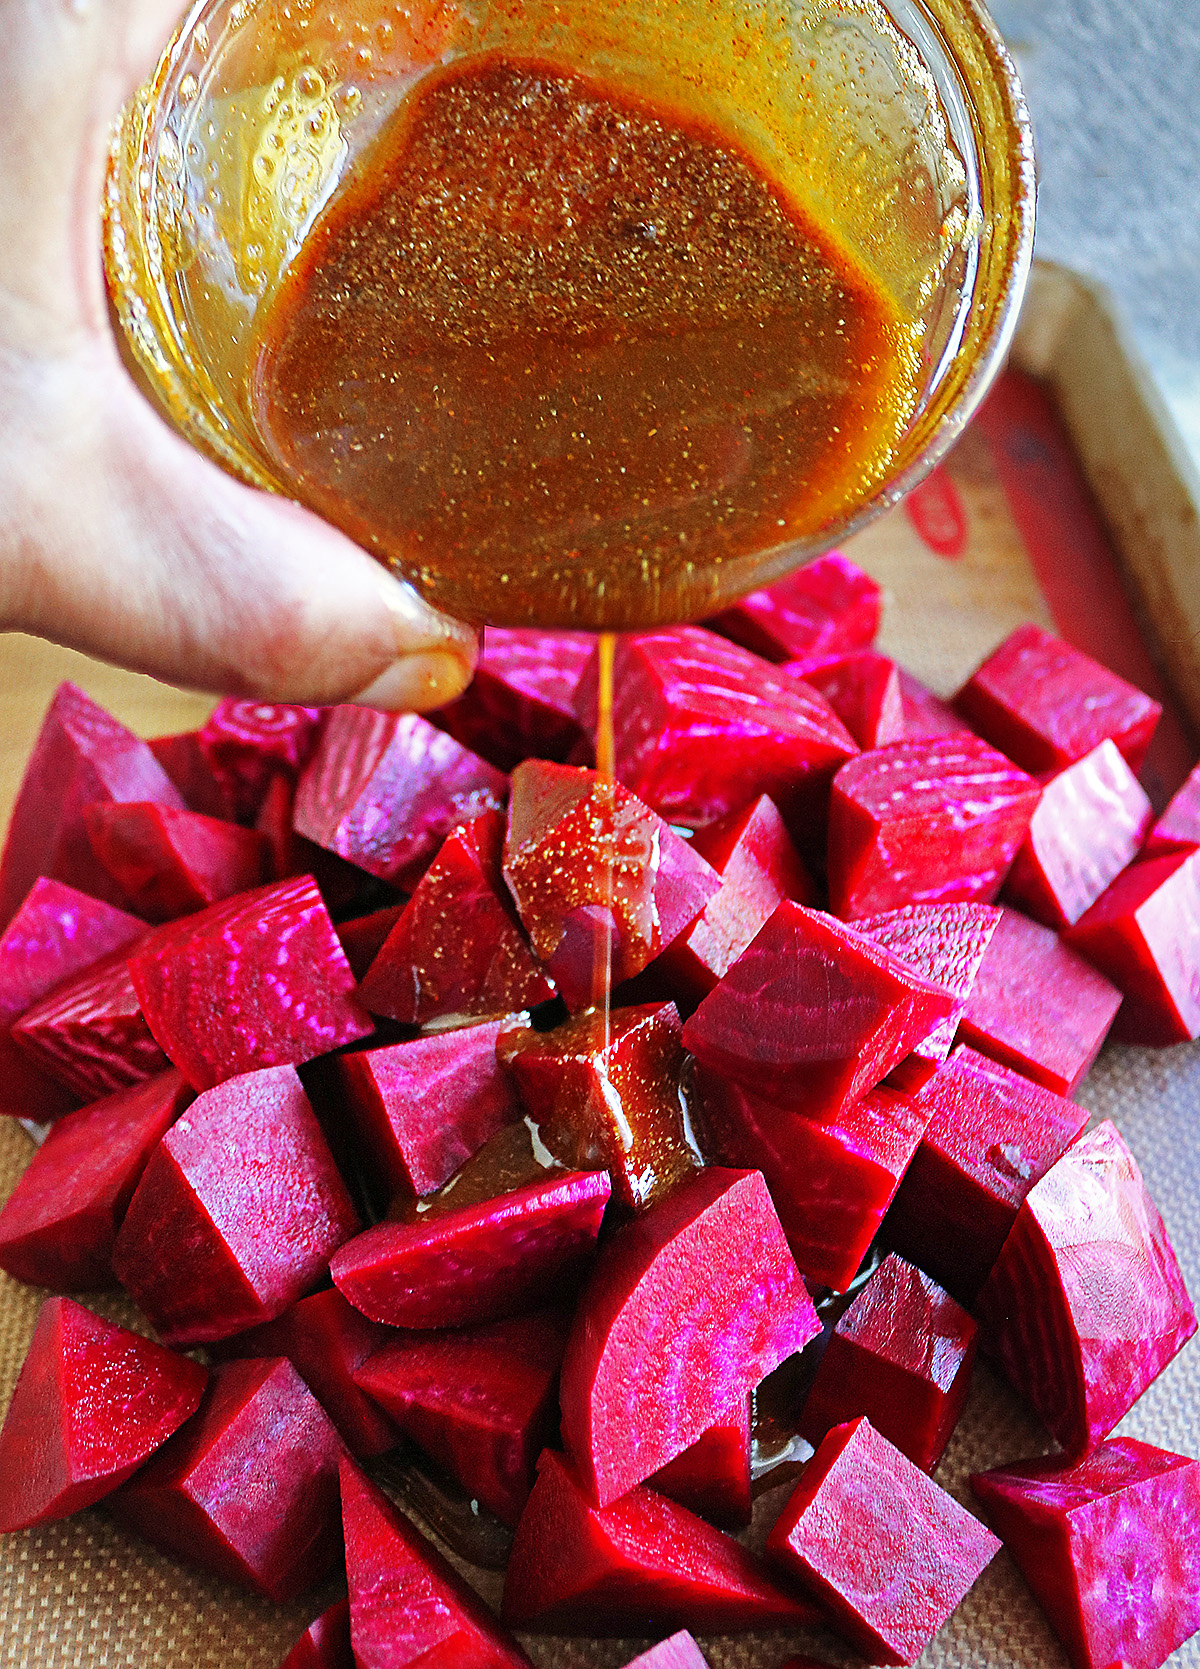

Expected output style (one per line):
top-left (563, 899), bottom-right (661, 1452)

top-left (127, 875), bottom-right (372, 1090)
top-left (884, 1044), bottom-right (1090, 1305)
top-left (559, 1167), bottom-right (819, 1506)
top-left (959, 905), bottom-right (1122, 1094)
top-left (340, 1455), bottom-right (533, 1668)
top-left (278, 1598), bottom-right (353, 1669)
top-left (357, 812), bottom-right (554, 1025)
top-left (976, 1120), bottom-right (1197, 1457)
top-left (681, 901), bottom-right (955, 1120)
top-left (954, 622), bottom-right (1162, 774)
top-left (766, 1417), bottom-right (1000, 1664)
top-left (620, 1635), bottom-right (710, 1669)
top-left (799, 1253), bottom-right (977, 1471)
top-left (111, 1357), bottom-right (343, 1601)
top-left (149, 731), bottom-right (238, 821)
top-left (83, 801), bottom-right (270, 922)
top-left (897, 670), bottom-right (976, 741)
top-left (13, 945), bottom-right (169, 1100)
top-left (649, 1397), bottom-right (752, 1529)
top-left (0, 1068), bottom-right (192, 1290)
top-left (1144, 758), bottom-right (1200, 857)
top-left (293, 705), bottom-right (507, 889)
top-left (828, 734), bottom-right (1041, 919)
top-left (197, 700), bottom-right (323, 821)
top-left (502, 1448), bottom-right (817, 1633)
top-left (0, 681), bottom-right (185, 930)
top-left (0, 1297), bottom-right (207, 1532)
top-left (435, 627), bottom-right (594, 771)
top-left (707, 551), bottom-right (882, 663)
top-left (113, 1065), bottom-right (359, 1347)
top-left (970, 1438), bottom-right (1200, 1669)
top-left (786, 649), bottom-right (905, 751)
top-left (334, 903), bottom-right (406, 981)
top-left (1065, 848), bottom-right (1200, 1043)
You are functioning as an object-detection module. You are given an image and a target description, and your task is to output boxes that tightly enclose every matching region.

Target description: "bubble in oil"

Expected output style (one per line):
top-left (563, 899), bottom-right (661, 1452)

top-left (178, 73), bottom-right (198, 103)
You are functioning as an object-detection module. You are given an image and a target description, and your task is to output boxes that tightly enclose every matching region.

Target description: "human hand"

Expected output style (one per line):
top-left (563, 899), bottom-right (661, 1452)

top-left (0, 0), bottom-right (477, 708)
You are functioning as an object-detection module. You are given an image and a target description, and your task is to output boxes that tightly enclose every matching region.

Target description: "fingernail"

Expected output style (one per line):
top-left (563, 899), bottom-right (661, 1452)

top-left (375, 568), bottom-right (478, 659)
top-left (351, 650), bottom-right (473, 712)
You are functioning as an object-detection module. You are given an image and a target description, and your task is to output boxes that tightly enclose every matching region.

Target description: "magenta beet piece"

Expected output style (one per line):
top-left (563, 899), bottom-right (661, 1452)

top-left (1144, 759), bottom-right (1200, 857)
top-left (340, 1455), bottom-right (533, 1668)
top-left (1065, 848), bottom-right (1200, 1043)
top-left (436, 627), bottom-right (594, 771)
top-left (198, 699), bottom-right (323, 821)
top-left (884, 1044), bottom-right (1090, 1305)
top-left (278, 1598), bottom-right (353, 1669)
top-left (0, 681), bottom-right (185, 930)
top-left (766, 1417), bottom-right (1000, 1664)
top-left (897, 670), bottom-right (976, 741)
top-left (976, 1120), bottom-right (1197, 1457)
top-left (502, 1448), bottom-right (817, 1633)
top-left (620, 1634), bottom-right (710, 1669)
top-left (357, 811), bottom-right (554, 1025)
top-left (708, 551), bottom-right (881, 663)
top-left (113, 1064), bottom-right (359, 1346)
top-left (83, 800), bottom-right (269, 922)
top-left (0, 1296), bottom-right (207, 1532)
top-left (649, 1397), bottom-right (752, 1529)
top-left (786, 649), bottom-right (905, 751)
top-left (0, 1068), bottom-right (192, 1290)
top-left (959, 905), bottom-right (1122, 1094)
top-left (150, 730), bottom-right (238, 821)
top-left (293, 705), bottom-right (507, 889)
top-left (559, 1167), bottom-right (818, 1506)
top-left (111, 1357), bottom-right (343, 1601)
top-left (13, 945), bottom-right (169, 1100)
top-left (334, 903), bottom-right (405, 981)
top-left (682, 901), bottom-right (955, 1120)
top-left (971, 1438), bottom-right (1200, 1669)
top-left (127, 875), bottom-right (372, 1090)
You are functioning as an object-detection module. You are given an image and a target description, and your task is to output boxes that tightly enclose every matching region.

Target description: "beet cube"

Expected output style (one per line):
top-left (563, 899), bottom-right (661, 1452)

top-left (278, 1598), bottom-right (353, 1669)
top-left (897, 670), bottom-right (976, 741)
top-left (82, 800), bottom-right (270, 922)
top-left (707, 550), bottom-right (882, 663)
top-left (0, 1297), bottom-right (207, 1532)
top-left (976, 1120), bottom-right (1197, 1457)
top-left (197, 699), bottom-right (323, 821)
top-left (971, 1438), bottom-right (1200, 1669)
top-left (1144, 758), bottom-right (1200, 857)
top-left (149, 730), bottom-right (238, 821)
top-left (786, 649), bottom-right (906, 750)
top-left (766, 1417), bottom-right (1001, 1664)
top-left (648, 1396), bottom-right (752, 1528)
top-left (435, 626), bottom-right (594, 771)
top-left (13, 944), bottom-right (170, 1100)
top-left (620, 1635), bottom-right (710, 1669)
top-left (334, 903), bottom-right (406, 981)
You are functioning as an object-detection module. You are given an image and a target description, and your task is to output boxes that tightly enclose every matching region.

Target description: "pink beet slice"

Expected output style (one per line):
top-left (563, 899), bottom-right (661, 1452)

top-left (681, 901), bottom-right (956, 1120)
top-left (0, 681), bottom-right (186, 930)
top-left (707, 550), bottom-right (882, 664)
top-left (357, 812), bottom-right (554, 1025)
top-left (970, 1438), bottom-right (1200, 1669)
top-left (502, 1448), bottom-right (818, 1633)
top-left (83, 800), bottom-right (269, 922)
top-left (150, 730), bottom-right (238, 821)
top-left (197, 699), bottom-right (323, 821)
top-left (0, 1068), bottom-right (192, 1290)
top-left (649, 1397), bottom-right (752, 1529)
top-left (0, 1297), bottom-right (207, 1532)
top-left (884, 1044), bottom-right (1090, 1305)
top-left (354, 1308), bottom-right (570, 1525)
top-left (800, 1253), bottom-right (977, 1471)
top-left (111, 1357), bottom-right (344, 1601)
top-left (786, 649), bottom-right (905, 751)
top-left (959, 905), bottom-right (1122, 1095)
top-left (1144, 758), bottom-right (1200, 857)
top-left (766, 1417), bottom-right (1000, 1664)
top-left (278, 1598), bottom-right (353, 1669)
top-left (334, 903), bottom-right (406, 981)
top-left (976, 1120), bottom-right (1197, 1457)
top-left (1065, 848), bottom-right (1200, 1043)
top-left (954, 623), bottom-right (1162, 775)
top-left (340, 1455), bottom-right (533, 1668)
top-left (828, 734), bottom-right (1042, 919)
top-left (559, 1167), bottom-right (819, 1506)
top-left (897, 670), bottom-right (976, 741)
top-left (113, 1064), bottom-right (359, 1347)
top-left (127, 875), bottom-right (373, 1090)
top-left (435, 627), bottom-right (594, 771)
top-left (293, 705), bottom-right (507, 890)
top-left (620, 1634), bottom-right (710, 1669)
top-left (13, 944), bottom-right (169, 1100)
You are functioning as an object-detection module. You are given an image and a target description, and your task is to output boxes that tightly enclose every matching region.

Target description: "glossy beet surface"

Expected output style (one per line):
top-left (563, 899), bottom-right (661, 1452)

top-left (435, 627), bottom-right (594, 772)
top-left (897, 671), bottom-right (975, 741)
top-left (150, 730), bottom-right (237, 821)
top-left (707, 551), bottom-right (881, 664)
top-left (277, 1597), bottom-right (353, 1669)
top-left (13, 945), bottom-right (169, 1100)
top-left (82, 801), bottom-right (269, 922)
top-left (787, 649), bottom-right (905, 751)
top-left (197, 700), bottom-right (323, 821)
top-left (649, 1397), bottom-right (752, 1529)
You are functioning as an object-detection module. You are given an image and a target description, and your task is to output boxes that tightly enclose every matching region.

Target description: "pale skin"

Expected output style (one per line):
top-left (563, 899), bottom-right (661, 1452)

top-left (0, 0), bottom-right (477, 709)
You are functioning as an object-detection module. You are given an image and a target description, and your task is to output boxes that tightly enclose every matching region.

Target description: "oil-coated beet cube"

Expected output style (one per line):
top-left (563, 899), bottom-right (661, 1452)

top-left (559, 1168), bottom-right (819, 1506)
top-left (970, 1438), bottom-right (1200, 1669)
top-left (976, 1120), bottom-right (1197, 1457)
top-left (278, 1598), bottom-right (353, 1669)
top-left (0, 1297), bottom-right (207, 1532)
top-left (293, 705), bottom-right (507, 889)
top-left (197, 700), bottom-right (323, 821)
top-left (897, 670), bottom-right (976, 741)
top-left (356, 812), bottom-right (554, 1025)
top-left (435, 627), bottom-right (594, 771)
top-left (0, 1068), bottom-right (192, 1290)
top-left (707, 551), bottom-right (881, 664)
top-left (649, 1397), bottom-right (752, 1528)
top-left (828, 734), bottom-right (1041, 920)
top-left (13, 945), bottom-right (169, 1100)
top-left (502, 1448), bottom-right (817, 1633)
top-left (340, 1455), bottom-right (533, 1668)
top-left (1065, 848), bottom-right (1200, 1043)
top-left (111, 1357), bottom-right (344, 1601)
top-left (127, 876), bottom-right (372, 1090)
top-left (149, 730), bottom-right (238, 821)
top-left (766, 1417), bottom-right (1000, 1664)
top-left (884, 1044), bottom-right (1090, 1305)
top-left (1144, 759), bottom-right (1200, 857)
top-left (620, 1634), bottom-right (710, 1669)
top-left (113, 1065), bottom-right (359, 1346)
top-left (83, 800), bottom-right (270, 922)
top-left (785, 649), bottom-right (905, 751)
top-left (800, 1253), bottom-right (977, 1471)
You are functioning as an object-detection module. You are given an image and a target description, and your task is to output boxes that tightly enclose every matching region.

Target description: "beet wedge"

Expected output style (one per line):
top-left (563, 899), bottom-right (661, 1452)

top-left (649, 1397), bottom-right (752, 1529)
top-left (13, 944), bottom-right (169, 1101)
top-left (83, 800), bottom-right (270, 922)
top-left (435, 626), bottom-right (594, 771)
top-left (707, 550), bottom-right (881, 664)
top-left (278, 1598), bottom-right (353, 1669)
top-left (197, 699), bottom-right (323, 821)
top-left (786, 648), bottom-right (906, 751)
top-left (620, 1635), bottom-right (710, 1669)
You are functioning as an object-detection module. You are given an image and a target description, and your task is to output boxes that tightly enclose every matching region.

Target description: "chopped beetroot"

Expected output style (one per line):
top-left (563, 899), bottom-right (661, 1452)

top-left (149, 730), bottom-right (238, 821)
top-left (0, 1068), bottom-right (192, 1290)
top-left (278, 1598), bottom-right (353, 1669)
top-left (884, 1044), bottom-right (1090, 1304)
top-left (785, 649), bottom-right (906, 751)
top-left (435, 627), bottom-right (594, 771)
top-left (197, 699), bottom-right (323, 821)
top-left (559, 1167), bottom-right (819, 1506)
top-left (12, 945), bottom-right (169, 1100)
top-left (113, 1064), bottom-right (359, 1347)
top-left (334, 903), bottom-right (406, 981)
top-left (1065, 848), bottom-right (1200, 1043)
top-left (357, 812), bottom-right (554, 1025)
top-left (828, 734), bottom-right (1041, 919)
top-left (127, 876), bottom-right (373, 1091)
top-left (707, 551), bottom-right (881, 664)
top-left (766, 1417), bottom-right (1001, 1664)
top-left (82, 801), bottom-right (269, 922)
top-left (111, 1357), bottom-right (343, 1601)
top-left (897, 670), bottom-right (976, 741)
top-left (971, 1437), bottom-right (1200, 1669)
top-left (954, 623), bottom-right (1162, 775)
top-left (502, 1448), bottom-right (817, 1633)
top-left (976, 1120), bottom-right (1197, 1457)
top-left (1144, 759), bottom-right (1200, 857)
top-left (959, 905), bottom-right (1122, 1094)
top-left (620, 1634), bottom-right (710, 1669)
top-left (0, 1297), bottom-right (207, 1532)
top-left (649, 1397), bottom-right (752, 1528)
